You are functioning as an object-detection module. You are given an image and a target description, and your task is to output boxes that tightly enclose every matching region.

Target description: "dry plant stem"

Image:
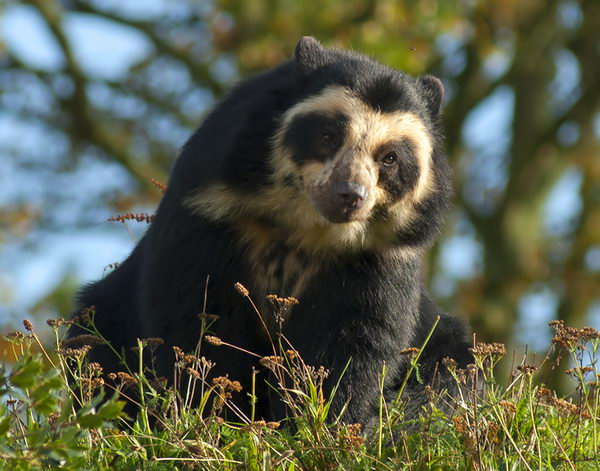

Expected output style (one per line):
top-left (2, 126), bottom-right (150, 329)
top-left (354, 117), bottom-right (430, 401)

top-left (206, 378), bottom-right (250, 424)
top-left (26, 326), bottom-right (56, 369)
top-left (526, 376), bottom-right (543, 466)
top-left (573, 388), bottom-right (583, 464)
top-left (543, 417), bottom-right (577, 471)
top-left (395, 315), bottom-right (440, 405)
top-left (136, 339), bottom-right (153, 439)
top-left (31, 323), bottom-right (90, 412)
top-left (184, 367), bottom-right (194, 412)
top-left (207, 337), bottom-right (263, 359)
top-left (472, 371), bottom-right (482, 470)
top-left (151, 457), bottom-right (242, 465)
top-left (237, 285), bottom-right (277, 356)
top-left (195, 275), bottom-right (211, 360)
top-left (493, 402), bottom-right (534, 471)
top-left (377, 363), bottom-right (387, 460)
top-left (11, 405), bottom-right (30, 449)
top-left (77, 312), bottom-right (135, 377)
top-left (189, 277), bottom-right (214, 413)
top-left (50, 328), bottom-right (82, 409)
top-left (250, 367), bottom-right (257, 423)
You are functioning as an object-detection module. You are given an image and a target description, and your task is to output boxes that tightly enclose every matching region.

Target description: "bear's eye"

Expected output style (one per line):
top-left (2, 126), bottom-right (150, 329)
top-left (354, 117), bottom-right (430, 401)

top-left (381, 152), bottom-right (398, 166)
top-left (321, 132), bottom-right (334, 144)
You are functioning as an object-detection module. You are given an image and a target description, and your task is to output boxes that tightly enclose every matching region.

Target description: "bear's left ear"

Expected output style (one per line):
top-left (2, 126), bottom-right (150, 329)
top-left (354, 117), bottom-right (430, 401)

top-left (418, 75), bottom-right (445, 117)
top-left (295, 36), bottom-right (327, 75)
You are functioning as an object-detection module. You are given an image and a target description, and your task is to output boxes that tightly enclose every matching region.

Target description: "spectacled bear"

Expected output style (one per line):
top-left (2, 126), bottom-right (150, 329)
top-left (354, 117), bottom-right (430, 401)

top-left (72, 37), bottom-right (472, 424)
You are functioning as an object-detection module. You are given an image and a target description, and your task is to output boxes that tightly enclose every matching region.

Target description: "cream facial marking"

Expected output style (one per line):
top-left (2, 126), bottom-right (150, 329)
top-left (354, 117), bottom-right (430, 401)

top-left (273, 85), bottom-right (435, 204)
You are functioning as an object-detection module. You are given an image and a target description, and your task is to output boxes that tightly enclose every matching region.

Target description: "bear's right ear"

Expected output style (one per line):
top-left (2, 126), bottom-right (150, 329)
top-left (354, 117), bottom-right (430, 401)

top-left (295, 36), bottom-right (327, 75)
top-left (418, 75), bottom-right (445, 117)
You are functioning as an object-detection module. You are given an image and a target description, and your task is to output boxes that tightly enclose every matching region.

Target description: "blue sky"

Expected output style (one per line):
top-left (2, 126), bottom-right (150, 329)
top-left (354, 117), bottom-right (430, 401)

top-left (0, 4), bottom-right (151, 328)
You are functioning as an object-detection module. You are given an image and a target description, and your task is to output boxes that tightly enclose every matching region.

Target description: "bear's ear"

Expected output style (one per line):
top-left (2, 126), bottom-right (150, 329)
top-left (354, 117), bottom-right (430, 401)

top-left (418, 75), bottom-right (445, 117)
top-left (295, 36), bottom-right (327, 75)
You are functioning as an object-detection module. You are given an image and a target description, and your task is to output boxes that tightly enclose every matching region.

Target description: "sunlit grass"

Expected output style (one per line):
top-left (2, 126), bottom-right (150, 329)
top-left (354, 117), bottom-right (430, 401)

top-left (0, 313), bottom-right (599, 470)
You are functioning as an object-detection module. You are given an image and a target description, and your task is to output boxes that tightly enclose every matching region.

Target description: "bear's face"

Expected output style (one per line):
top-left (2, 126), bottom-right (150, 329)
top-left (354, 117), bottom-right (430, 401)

top-left (185, 37), bottom-right (449, 255)
top-left (274, 85), bottom-right (434, 225)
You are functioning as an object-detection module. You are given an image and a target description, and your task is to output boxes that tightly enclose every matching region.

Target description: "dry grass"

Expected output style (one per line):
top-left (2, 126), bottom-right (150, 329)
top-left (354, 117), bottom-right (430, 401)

top-left (0, 292), bottom-right (599, 470)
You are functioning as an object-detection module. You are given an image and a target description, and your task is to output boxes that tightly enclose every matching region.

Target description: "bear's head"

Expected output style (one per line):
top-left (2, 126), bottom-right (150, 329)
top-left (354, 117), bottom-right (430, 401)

top-left (186, 37), bottom-right (451, 255)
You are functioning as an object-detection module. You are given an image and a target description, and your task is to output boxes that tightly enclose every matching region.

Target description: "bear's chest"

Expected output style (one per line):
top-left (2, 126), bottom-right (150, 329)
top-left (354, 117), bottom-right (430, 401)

top-left (237, 220), bottom-right (321, 316)
top-left (253, 248), bottom-right (318, 301)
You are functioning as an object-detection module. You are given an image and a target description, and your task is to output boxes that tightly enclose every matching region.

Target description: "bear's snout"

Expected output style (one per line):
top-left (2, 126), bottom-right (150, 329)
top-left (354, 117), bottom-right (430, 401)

top-left (336, 181), bottom-right (368, 210)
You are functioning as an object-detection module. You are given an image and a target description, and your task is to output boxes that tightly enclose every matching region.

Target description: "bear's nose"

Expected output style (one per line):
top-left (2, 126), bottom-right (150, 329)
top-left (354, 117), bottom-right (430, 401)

top-left (336, 182), bottom-right (368, 209)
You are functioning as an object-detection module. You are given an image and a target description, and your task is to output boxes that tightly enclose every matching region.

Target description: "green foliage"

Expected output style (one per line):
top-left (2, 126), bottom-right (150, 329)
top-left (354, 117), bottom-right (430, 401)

top-left (0, 318), bottom-right (598, 469)
top-left (1, 354), bottom-right (124, 470)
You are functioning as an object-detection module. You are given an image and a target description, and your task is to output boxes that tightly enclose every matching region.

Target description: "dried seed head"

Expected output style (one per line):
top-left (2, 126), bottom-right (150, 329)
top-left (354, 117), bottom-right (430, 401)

top-left (46, 318), bottom-right (75, 328)
top-left (549, 321), bottom-right (599, 349)
top-left (187, 367), bottom-right (201, 379)
top-left (5, 331), bottom-right (24, 340)
top-left (452, 415), bottom-right (467, 434)
top-left (552, 334), bottom-right (578, 350)
top-left (399, 347), bottom-right (420, 356)
top-left (580, 326), bottom-right (600, 340)
top-left (204, 335), bottom-right (222, 346)
top-left (108, 212), bottom-right (154, 224)
top-left (549, 320), bottom-right (564, 329)
top-left (316, 365), bottom-right (330, 379)
top-left (245, 420), bottom-right (267, 431)
top-left (184, 354), bottom-right (199, 365)
top-left (516, 364), bottom-right (539, 375)
top-left (23, 320), bottom-right (33, 331)
top-left (234, 282), bottom-right (249, 297)
top-left (286, 349), bottom-right (298, 360)
top-left (150, 178), bottom-right (167, 193)
top-left (88, 362), bottom-right (103, 376)
top-left (92, 377), bottom-right (105, 388)
top-left (57, 345), bottom-right (92, 358)
top-left (565, 366), bottom-right (594, 376)
top-left (266, 294), bottom-right (300, 306)
top-left (339, 423), bottom-right (364, 448)
top-left (173, 346), bottom-right (185, 360)
top-left (47, 413), bottom-right (60, 425)
top-left (469, 342), bottom-right (506, 357)
top-left (499, 400), bottom-right (517, 414)
top-left (116, 372), bottom-right (138, 385)
top-left (80, 306), bottom-right (95, 325)
top-left (537, 387), bottom-right (552, 398)
top-left (550, 397), bottom-right (578, 415)
top-left (211, 376), bottom-right (242, 399)
top-left (442, 357), bottom-right (457, 369)
top-left (259, 355), bottom-right (284, 370)
top-left (536, 387), bottom-right (588, 417)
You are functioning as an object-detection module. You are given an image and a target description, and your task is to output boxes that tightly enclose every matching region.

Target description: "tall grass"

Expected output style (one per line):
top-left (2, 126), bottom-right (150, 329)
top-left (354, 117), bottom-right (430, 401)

top-left (1, 310), bottom-right (599, 470)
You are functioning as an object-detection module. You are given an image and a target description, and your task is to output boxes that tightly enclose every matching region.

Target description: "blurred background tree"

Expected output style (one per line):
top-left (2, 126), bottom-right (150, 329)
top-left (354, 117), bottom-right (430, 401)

top-left (1, 0), bottom-right (599, 389)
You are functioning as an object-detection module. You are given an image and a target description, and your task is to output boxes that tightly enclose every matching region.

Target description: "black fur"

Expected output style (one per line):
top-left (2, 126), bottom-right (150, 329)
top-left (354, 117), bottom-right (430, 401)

top-left (284, 112), bottom-right (349, 164)
top-left (71, 37), bottom-right (472, 425)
